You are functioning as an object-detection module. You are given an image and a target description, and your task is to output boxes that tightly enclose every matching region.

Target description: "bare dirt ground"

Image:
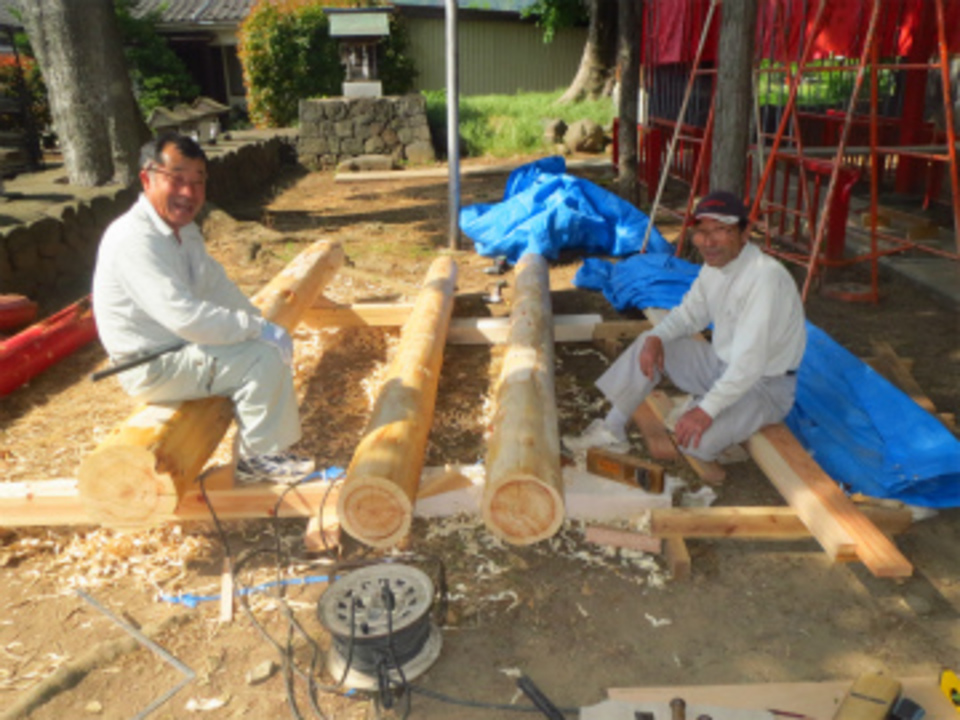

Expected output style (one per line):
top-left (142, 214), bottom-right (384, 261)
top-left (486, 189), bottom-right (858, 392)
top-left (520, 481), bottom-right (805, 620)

top-left (1, 156), bottom-right (959, 720)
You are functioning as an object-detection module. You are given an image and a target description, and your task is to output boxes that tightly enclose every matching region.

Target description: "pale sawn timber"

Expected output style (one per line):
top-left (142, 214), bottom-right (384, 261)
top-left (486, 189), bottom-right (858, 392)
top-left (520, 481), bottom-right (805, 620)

top-left (481, 254), bottom-right (565, 545)
top-left (76, 240), bottom-right (345, 527)
top-left (336, 256), bottom-right (458, 548)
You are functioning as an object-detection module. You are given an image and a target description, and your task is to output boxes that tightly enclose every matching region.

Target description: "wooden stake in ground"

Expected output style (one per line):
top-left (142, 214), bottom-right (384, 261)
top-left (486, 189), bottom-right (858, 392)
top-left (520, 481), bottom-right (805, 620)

top-left (337, 256), bottom-right (458, 548)
top-left (77, 240), bottom-right (345, 527)
top-left (482, 254), bottom-right (565, 544)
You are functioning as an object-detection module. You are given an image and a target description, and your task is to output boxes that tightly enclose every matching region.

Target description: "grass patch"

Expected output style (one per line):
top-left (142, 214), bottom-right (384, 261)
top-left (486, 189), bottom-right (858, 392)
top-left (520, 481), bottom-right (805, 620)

top-left (424, 89), bottom-right (615, 158)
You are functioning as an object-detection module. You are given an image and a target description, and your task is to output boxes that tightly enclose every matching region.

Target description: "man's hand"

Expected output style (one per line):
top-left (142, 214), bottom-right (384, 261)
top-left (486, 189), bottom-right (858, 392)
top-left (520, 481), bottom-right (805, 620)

top-left (638, 335), bottom-right (665, 380)
top-left (674, 406), bottom-right (713, 450)
top-left (259, 321), bottom-right (293, 367)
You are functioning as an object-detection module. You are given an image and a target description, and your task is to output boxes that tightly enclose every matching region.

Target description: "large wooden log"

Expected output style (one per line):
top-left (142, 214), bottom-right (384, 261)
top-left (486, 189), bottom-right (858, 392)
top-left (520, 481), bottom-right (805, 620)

top-left (481, 254), bottom-right (564, 545)
top-left (77, 240), bottom-right (345, 527)
top-left (336, 256), bottom-right (458, 548)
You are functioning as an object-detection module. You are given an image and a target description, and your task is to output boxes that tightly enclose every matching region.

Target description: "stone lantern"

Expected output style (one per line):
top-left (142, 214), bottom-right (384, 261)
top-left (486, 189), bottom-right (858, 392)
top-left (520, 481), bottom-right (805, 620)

top-left (326, 7), bottom-right (393, 98)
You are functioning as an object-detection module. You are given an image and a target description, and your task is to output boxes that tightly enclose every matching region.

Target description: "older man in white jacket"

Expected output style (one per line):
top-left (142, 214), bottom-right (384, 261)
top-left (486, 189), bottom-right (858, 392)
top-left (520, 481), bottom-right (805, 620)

top-left (567, 190), bottom-right (807, 462)
top-left (93, 133), bottom-right (312, 484)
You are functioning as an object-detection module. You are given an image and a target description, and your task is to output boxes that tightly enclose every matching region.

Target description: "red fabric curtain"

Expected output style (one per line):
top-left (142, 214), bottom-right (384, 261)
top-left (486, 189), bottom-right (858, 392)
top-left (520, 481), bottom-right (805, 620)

top-left (643, 0), bottom-right (960, 66)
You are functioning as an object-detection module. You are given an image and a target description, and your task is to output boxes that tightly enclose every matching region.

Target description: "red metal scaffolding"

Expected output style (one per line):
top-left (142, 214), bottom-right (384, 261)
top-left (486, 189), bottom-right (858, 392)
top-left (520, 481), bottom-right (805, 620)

top-left (628, 0), bottom-right (960, 303)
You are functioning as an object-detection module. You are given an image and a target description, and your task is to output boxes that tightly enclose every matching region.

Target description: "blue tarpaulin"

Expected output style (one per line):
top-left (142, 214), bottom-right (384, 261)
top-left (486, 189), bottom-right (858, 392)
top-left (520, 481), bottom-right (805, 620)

top-left (576, 256), bottom-right (960, 508)
top-left (459, 156), bottom-right (672, 263)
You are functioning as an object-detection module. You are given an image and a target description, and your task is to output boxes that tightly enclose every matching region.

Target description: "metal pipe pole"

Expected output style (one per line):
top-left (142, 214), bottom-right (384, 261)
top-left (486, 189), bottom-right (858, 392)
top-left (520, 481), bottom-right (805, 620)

top-left (445, 0), bottom-right (460, 250)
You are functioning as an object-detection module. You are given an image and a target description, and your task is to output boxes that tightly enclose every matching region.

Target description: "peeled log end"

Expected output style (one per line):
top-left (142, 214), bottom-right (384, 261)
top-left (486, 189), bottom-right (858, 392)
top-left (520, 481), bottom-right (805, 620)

top-left (337, 477), bottom-right (413, 548)
top-left (482, 475), bottom-right (564, 545)
top-left (77, 445), bottom-right (178, 527)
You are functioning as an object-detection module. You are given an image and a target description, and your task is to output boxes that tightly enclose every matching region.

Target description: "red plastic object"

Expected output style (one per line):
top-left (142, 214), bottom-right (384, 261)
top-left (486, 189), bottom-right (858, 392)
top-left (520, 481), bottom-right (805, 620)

top-left (0, 295), bottom-right (98, 397)
top-left (0, 294), bottom-right (38, 332)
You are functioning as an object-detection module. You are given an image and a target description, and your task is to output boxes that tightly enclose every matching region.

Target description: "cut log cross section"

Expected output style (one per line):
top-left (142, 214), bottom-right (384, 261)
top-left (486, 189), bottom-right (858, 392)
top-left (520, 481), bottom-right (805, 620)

top-left (76, 240), bottom-right (346, 527)
top-left (336, 256), bottom-right (458, 548)
top-left (482, 254), bottom-right (565, 545)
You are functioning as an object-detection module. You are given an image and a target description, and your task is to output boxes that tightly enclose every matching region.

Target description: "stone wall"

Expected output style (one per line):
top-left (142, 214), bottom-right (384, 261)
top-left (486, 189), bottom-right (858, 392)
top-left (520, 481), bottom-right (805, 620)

top-left (0, 133), bottom-right (293, 308)
top-left (298, 94), bottom-right (435, 170)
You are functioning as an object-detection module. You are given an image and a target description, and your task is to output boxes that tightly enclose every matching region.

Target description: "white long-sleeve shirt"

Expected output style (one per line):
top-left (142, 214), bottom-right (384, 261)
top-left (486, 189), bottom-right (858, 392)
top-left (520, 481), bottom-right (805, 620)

top-left (93, 194), bottom-right (265, 360)
top-left (649, 242), bottom-right (806, 418)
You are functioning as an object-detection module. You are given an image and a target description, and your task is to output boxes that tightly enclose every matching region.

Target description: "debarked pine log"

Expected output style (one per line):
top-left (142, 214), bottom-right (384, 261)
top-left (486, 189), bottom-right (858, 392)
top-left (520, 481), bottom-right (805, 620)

top-left (77, 240), bottom-right (345, 527)
top-left (336, 256), bottom-right (458, 548)
top-left (482, 254), bottom-right (564, 544)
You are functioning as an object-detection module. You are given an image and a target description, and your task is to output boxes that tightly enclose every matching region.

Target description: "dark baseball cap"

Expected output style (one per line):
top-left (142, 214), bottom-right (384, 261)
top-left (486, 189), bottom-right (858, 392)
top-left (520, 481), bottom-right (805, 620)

top-left (693, 191), bottom-right (749, 224)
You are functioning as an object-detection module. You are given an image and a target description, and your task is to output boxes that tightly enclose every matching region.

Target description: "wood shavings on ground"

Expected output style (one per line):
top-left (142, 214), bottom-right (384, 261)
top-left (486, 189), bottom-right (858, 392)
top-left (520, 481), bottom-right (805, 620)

top-left (0, 526), bottom-right (217, 591)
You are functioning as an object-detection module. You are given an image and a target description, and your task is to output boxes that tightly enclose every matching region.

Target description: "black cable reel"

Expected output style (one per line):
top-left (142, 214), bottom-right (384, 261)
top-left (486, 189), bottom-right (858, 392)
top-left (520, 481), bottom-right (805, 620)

top-left (317, 564), bottom-right (442, 695)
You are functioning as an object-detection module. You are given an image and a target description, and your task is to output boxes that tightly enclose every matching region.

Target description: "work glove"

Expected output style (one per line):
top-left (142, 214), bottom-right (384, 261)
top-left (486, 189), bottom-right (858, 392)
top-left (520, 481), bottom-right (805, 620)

top-left (259, 321), bottom-right (293, 367)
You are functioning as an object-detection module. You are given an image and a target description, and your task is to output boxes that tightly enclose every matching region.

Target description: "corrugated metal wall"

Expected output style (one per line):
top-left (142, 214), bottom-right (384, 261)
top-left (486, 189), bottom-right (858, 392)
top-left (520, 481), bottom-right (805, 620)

top-left (405, 17), bottom-right (586, 96)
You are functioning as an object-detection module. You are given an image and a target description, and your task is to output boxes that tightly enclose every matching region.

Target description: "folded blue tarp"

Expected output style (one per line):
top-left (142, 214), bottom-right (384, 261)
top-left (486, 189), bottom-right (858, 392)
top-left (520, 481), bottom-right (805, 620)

top-left (459, 156), bottom-right (672, 263)
top-left (576, 256), bottom-right (960, 508)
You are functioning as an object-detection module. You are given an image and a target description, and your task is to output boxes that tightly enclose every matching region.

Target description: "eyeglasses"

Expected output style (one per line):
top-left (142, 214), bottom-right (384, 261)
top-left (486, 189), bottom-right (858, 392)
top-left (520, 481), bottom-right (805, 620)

top-left (150, 166), bottom-right (206, 190)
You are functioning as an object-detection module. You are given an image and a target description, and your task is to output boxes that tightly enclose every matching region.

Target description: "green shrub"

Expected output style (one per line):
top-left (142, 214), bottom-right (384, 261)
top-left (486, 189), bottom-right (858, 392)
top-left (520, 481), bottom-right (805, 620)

top-left (238, 1), bottom-right (343, 128)
top-left (115, 0), bottom-right (199, 114)
top-left (379, 15), bottom-right (418, 96)
top-left (424, 89), bottom-right (616, 158)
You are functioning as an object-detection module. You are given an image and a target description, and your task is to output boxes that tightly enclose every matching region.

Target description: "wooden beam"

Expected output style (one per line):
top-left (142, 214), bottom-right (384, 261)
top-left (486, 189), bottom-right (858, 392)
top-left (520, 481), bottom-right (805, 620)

top-left (649, 505), bottom-right (913, 540)
top-left (336, 256), bottom-right (458, 548)
top-left (644, 391), bottom-right (727, 484)
top-left (663, 537), bottom-right (691, 581)
top-left (76, 241), bottom-right (345, 528)
top-left (631, 402), bottom-right (679, 461)
top-left (747, 425), bottom-right (913, 576)
top-left (302, 302), bottom-right (414, 329)
top-left (584, 525), bottom-right (662, 554)
top-left (482, 254), bottom-right (565, 545)
top-left (867, 340), bottom-right (957, 431)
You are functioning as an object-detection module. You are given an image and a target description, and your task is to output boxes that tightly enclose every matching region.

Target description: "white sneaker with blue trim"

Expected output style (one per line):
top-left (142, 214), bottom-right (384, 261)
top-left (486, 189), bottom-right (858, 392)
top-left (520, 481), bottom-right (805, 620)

top-left (236, 451), bottom-right (315, 485)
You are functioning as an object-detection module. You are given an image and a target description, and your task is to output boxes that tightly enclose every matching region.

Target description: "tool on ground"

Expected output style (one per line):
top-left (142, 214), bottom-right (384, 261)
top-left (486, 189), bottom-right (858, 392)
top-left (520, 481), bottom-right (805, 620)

top-left (941, 669), bottom-right (960, 711)
top-left (670, 697), bottom-right (686, 720)
top-left (482, 255), bottom-right (509, 275)
top-left (831, 673), bottom-right (901, 720)
top-left (91, 341), bottom-right (187, 382)
top-left (516, 674), bottom-right (565, 720)
top-left (77, 589), bottom-right (195, 720)
top-left (586, 446), bottom-right (665, 493)
top-left (316, 563), bottom-right (441, 691)
top-left (889, 696), bottom-right (926, 720)
top-left (483, 280), bottom-right (507, 304)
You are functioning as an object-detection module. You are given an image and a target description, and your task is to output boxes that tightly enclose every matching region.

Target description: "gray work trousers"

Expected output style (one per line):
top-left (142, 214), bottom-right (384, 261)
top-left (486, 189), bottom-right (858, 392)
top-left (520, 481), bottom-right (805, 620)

top-left (117, 340), bottom-right (301, 457)
top-left (596, 332), bottom-right (797, 461)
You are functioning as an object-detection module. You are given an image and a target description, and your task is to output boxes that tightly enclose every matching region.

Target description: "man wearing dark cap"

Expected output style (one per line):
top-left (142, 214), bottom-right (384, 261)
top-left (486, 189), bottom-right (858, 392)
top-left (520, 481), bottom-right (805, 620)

top-left (565, 190), bottom-right (806, 462)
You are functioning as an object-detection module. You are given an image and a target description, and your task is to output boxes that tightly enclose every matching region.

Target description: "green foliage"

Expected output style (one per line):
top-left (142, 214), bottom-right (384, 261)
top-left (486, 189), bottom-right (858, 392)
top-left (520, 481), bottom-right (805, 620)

top-left (756, 58), bottom-right (897, 108)
top-left (522, 0), bottom-right (588, 42)
top-left (423, 89), bottom-right (615, 158)
top-left (238, 1), bottom-right (343, 128)
top-left (0, 37), bottom-right (50, 132)
top-left (378, 16), bottom-right (418, 96)
top-left (114, 0), bottom-right (199, 114)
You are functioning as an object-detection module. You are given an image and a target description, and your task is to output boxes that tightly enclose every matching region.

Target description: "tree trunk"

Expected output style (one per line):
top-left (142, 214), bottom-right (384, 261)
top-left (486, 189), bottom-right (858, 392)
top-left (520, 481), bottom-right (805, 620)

top-left (709, 0), bottom-right (759, 198)
top-left (557, 0), bottom-right (618, 104)
top-left (616, 0), bottom-right (641, 206)
top-left (20, 0), bottom-right (144, 187)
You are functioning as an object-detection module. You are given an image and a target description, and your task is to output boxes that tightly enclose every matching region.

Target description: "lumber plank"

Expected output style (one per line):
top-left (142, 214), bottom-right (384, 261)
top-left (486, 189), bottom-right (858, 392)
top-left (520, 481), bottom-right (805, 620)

top-left (867, 340), bottom-right (957, 431)
top-left (747, 425), bottom-right (913, 576)
top-left (447, 313), bottom-right (603, 345)
top-left (337, 256), bottom-right (458, 548)
top-left (482, 254), bottom-right (565, 545)
top-left (607, 677), bottom-right (954, 716)
top-left (584, 525), bottom-right (661, 554)
top-left (649, 505), bottom-right (913, 540)
top-left (644, 391), bottom-right (727, 484)
top-left (77, 240), bottom-right (345, 527)
top-left (302, 302), bottom-right (414, 328)
top-left (631, 401), bottom-right (679, 461)
top-left (663, 537), bottom-right (691, 581)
